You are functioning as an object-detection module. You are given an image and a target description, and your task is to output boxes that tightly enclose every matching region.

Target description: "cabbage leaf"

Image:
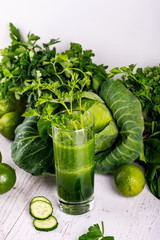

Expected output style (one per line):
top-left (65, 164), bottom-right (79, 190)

top-left (11, 116), bottom-right (55, 175)
top-left (95, 79), bottom-right (144, 173)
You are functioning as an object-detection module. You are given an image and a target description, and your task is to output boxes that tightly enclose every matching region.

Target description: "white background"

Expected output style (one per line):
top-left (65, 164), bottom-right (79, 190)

top-left (0, 0), bottom-right (160, 70)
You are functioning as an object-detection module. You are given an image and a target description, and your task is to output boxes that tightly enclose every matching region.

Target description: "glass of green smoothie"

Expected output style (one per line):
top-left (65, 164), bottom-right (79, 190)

top-left (52, 110), bottom-right (95, 215)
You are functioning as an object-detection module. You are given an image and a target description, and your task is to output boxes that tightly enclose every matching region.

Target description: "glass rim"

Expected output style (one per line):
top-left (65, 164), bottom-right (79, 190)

top-left (52, 109), bottom-right (95, 133)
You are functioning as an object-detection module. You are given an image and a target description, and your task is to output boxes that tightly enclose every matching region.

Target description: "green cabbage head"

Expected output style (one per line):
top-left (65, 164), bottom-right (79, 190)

top-left (73, 92), bottom-right (119, 154)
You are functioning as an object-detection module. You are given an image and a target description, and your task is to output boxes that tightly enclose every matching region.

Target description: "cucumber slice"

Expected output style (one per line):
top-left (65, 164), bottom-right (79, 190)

top-left (30, 196), bottom-right (52, 205)
top-left (33, 216), bottom-right (58, 231)
top-left (33, 216), bottom-right (58, 232)
top-left (30, 200), bottom-right (53, 219)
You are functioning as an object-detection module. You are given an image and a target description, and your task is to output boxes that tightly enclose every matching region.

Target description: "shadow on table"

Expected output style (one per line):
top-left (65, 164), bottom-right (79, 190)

top-left (41, 174), bottom-right (57, 188)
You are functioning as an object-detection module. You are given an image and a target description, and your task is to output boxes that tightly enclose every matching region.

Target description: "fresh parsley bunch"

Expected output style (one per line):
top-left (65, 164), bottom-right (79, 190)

top-left (0, 23), bottom-right (108, 118)
top-left (0, 23), bottom-right (60, 105)
top-left (108, 64), bottom-right (160, 131)
top-left (0, 23), bottom-right (107, 105)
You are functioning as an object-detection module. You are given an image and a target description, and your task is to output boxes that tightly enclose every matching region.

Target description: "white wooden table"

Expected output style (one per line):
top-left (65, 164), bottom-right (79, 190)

top-left (0, 135), bottom-right (159, 240)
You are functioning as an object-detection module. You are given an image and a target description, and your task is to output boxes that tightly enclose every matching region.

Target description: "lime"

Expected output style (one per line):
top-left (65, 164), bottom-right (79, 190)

top-left (0, 112), bottom-right (23, 140)
top-left (0, 95), bottom-right (16, 118)
top-left (0, 163), bottom-right (16, 194)
top-left (0, 93), bottom-right (27, 118)
top-left (114, 164), bottom-right (145, 197)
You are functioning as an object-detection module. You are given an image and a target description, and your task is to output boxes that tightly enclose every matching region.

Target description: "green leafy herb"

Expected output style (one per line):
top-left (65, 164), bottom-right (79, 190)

top-left (1, 23), bottom-right (108, 130)
top-left (108, 64), bottom-right (160, 132)
top-left (0, 23), bottom-right (60, 104)
top-left (0, 23), bottom-right (107, 107)
top-left (23, 64), bottom-right (90, 129)
top-left (29, 48), bottom-right (106, 129)
top-left (144, 134), bottom-right (160, 199)
top-left (78, 222), bottom-right (114, 240)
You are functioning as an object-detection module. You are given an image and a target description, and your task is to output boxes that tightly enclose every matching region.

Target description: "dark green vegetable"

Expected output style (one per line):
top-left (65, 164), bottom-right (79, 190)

top-left (78, 221), bottom-right (114, 240)
top-left (144, 135), bottom-right (160, 199)
top-left (95, 79), bottom-right (144, 173)
top-left (144, 138), bottom-right (160, 164)
top-left (11, 116), bottom-right (55, 175)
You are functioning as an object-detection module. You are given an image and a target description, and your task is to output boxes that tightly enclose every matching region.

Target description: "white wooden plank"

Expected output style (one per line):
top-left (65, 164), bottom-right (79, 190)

top-left (0, 135), bottom-right (160, 240)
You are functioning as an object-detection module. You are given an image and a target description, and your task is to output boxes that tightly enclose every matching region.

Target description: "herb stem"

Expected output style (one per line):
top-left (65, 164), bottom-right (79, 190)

top-left (61, 101), bottom-right (78, 131)
top-left (79, 97), bottom-right (84, 129)
top-left (70, 67), bottom-right (86, 77)
top-left (52, 62), bottom-right (66, 86)
top-left (101, 221), bottom-right (104, 235)
top-left (61, 102), bottom-right (70, 115)
top-left (55, 73), bottom-right (64, 85)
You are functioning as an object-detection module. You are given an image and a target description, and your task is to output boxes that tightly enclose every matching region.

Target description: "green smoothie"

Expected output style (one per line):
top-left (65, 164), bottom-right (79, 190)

top-left (53, 137), bottom-right (94, 203)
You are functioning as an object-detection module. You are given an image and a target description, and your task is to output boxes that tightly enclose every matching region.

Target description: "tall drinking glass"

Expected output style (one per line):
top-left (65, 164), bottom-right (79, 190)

top-left (52, 110), bottom-right (95, 215)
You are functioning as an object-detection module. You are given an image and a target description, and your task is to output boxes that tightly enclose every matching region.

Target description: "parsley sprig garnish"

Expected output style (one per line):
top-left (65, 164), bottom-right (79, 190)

top-left (78, 221), bottom-right (114, 240)
top-left (23, 52), bottom-right (91, 129)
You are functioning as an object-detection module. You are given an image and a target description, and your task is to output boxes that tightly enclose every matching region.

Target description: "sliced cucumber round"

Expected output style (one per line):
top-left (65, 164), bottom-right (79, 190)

top-left (33, 216), bottom-right (58, 231)
top-left (30, 196), bottom-right (52, 205)
top-left (30, 200), bottom-right (53, 219)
